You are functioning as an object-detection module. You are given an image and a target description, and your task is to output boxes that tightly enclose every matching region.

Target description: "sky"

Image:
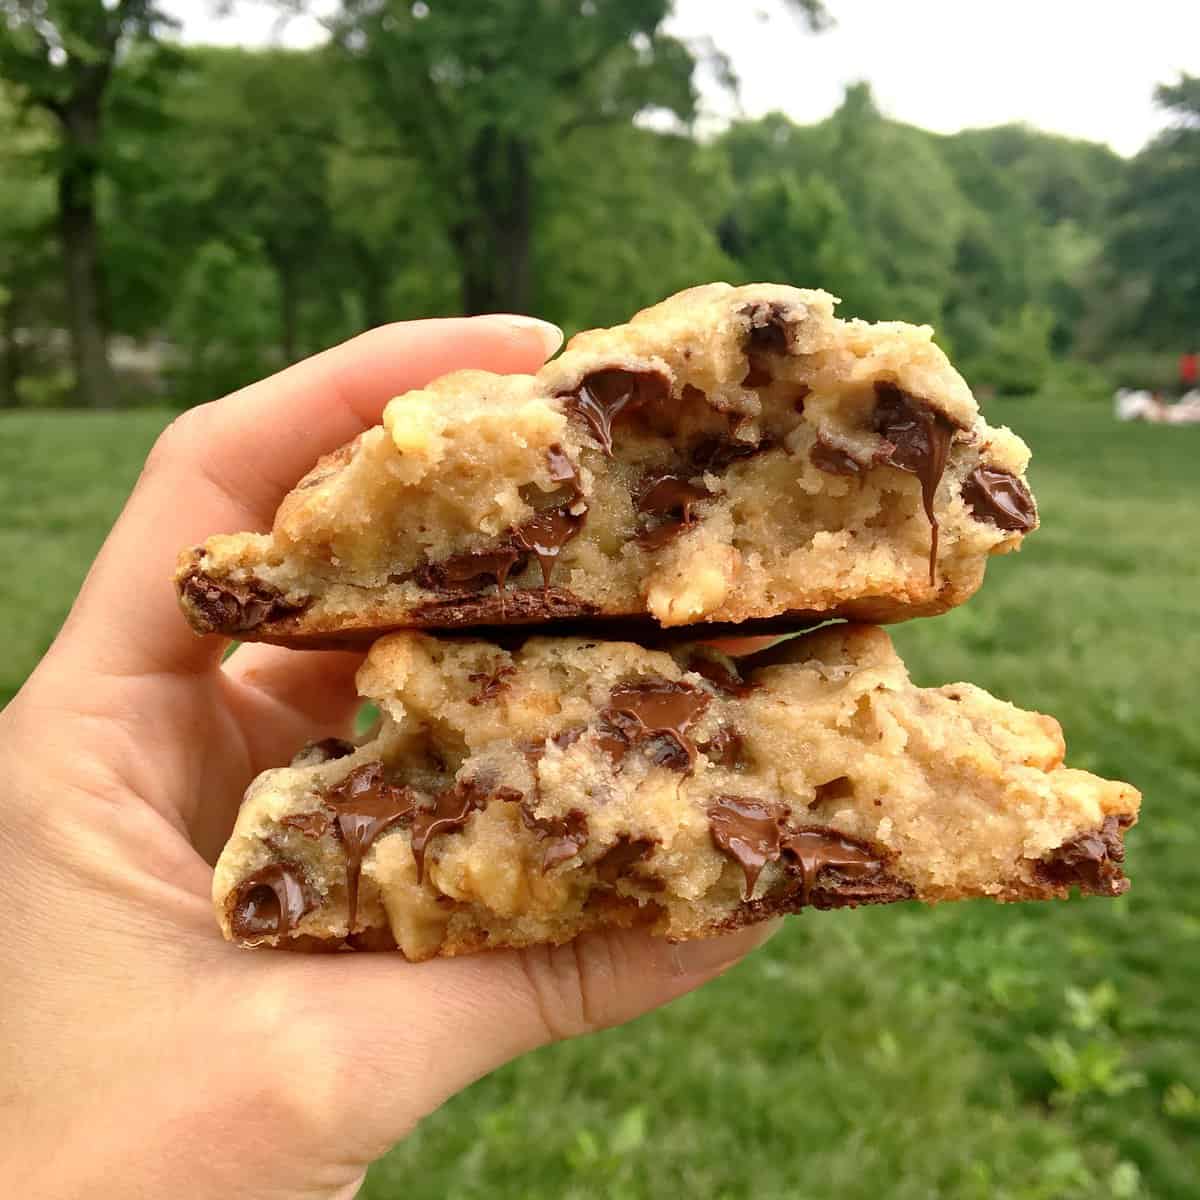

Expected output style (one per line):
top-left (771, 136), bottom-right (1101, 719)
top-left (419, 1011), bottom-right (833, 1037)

top-left (166, 0), bottom-right (1200, 156)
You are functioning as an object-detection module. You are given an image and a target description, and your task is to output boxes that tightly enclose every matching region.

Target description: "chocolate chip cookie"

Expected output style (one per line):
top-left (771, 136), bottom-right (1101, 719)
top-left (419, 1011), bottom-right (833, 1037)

top-left (212, 625), bottom-right (1138, 960)
top-left (178, 284), bottom-right (1037, 645)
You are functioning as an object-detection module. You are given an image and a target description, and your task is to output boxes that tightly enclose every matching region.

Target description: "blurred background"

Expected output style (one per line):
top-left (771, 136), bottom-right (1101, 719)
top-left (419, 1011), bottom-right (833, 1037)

top-left (1, 2), bottom-right (1197, 1197)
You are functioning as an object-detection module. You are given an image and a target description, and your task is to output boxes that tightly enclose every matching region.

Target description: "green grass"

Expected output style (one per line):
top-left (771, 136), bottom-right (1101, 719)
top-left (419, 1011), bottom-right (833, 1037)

top-left (2, 399), bottom-right (1197, 1198)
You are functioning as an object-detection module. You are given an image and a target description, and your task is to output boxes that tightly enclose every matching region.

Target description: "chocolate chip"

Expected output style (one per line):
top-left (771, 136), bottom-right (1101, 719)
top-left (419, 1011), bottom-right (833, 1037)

top-left (326, 762), bottom-right (418, 929)
top-left (281, 810), bottom-right (333, 839)
top-left (1035, 815), bottom-right (1130, 896)
top-left (872, 383), bottom-right (957, 586)
top-left (518, 804), bottom-right (589, 872)
top-left (699, 724), bottom-right (748, 769)
top-left (407, 780), bottom-right (494, 884)
top-left (230, 862), bottom-right (314, 942)
top-left (468, 664), bottom-right (516, 705)
top-left (810, 436), bottom-right (866, 478)
top-left (562, 369), bottom-right (671, 457)
top-left (179, 566), bottom-right (309, 635)
top-left (961, 466), bottom-right (1036, 533)
top-left (690, 434), bottom-right (774, 474)
top-left (545, 443), bottom-right (580, 487)
top-left (779, 828), bottom-right (885, 905)
top-left (743, 361), bottom-right (773, 388)
top-left (634, 472), bottom-right (712, 549)
top-left (513, 507), bottom-right (586, 591)
top-left (416, 547), bottom-right (524, 595)
top-left (594, 835), bottom-right (657, 884)
top-left (599, 678), bottom-right (711, 772)
top-left (707, 797), bottom-right (789, 897)
top-left (740, 300), bottom-right (793, 355)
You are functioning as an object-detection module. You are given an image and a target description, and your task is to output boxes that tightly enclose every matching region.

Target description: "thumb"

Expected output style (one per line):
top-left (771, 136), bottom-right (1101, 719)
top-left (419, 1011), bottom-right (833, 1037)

top-left (289, 921), bottom-right (781, 1164)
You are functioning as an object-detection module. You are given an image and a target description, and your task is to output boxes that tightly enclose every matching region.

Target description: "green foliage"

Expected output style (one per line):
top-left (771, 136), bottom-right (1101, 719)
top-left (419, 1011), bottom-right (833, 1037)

top-left (965, 305), bottom-right (1055, 397)
top-left (1105, 73), bottom-right (1200, 349)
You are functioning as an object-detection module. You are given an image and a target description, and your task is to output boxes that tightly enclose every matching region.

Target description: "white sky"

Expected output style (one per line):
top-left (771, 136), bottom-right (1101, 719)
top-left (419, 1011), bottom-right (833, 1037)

top-left (166, 0), bottom-right (1200, 155)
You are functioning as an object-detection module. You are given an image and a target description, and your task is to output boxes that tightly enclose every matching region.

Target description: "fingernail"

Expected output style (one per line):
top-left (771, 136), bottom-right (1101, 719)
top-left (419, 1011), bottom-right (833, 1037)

top-left (488, 314), bottom-right (564, 359)
top-left (668, 918), bottom-right (784, 979)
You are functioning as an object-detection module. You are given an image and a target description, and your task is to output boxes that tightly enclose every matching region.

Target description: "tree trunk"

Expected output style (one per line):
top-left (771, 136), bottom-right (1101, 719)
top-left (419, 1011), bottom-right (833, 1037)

top-left (59, 103), bottom-right (116, 408)
top-left (1, 288), bottom-right (20, 408)
top-left (353, 241), bottom-right (388, 330)
top-left (454, 127), bottom-right (534, 315)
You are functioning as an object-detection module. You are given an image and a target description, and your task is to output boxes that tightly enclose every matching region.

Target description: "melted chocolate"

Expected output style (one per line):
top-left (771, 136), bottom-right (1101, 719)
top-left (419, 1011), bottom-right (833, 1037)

top-left (594, 835), bottom-right (657, 884)
top-left (600, 678), bottom-right (711, 771)
top-left (417, 547), bottom-right (524, 596)
top-left (810, 436), bottom-right (865, 478)
top-left (961, 466), bottom-right (1037, 533)
top-left (699, 724), bottom-right (748, 769)
top-left (872, 383), bottom-right (956, 585)
top-left (180, 567), bottom-right (309, 635)
top-left (408, 780), bottom-right (491, 883)
top-left (546, 443), bottom-right (580, 486)
top-left (282, 810), bottom-right (332, 839)
top-left (635, 472), bottom-right (711, 549)
top-left (520, 804), bottom-right (589, 872)
top-left (779, 828), bottom-right (884, 905)
top-left (308, 737), bottom-right (356, 762)
top-left (230, 862), bottom-right (314, 942)
top-left (468, 665), bottom-right (516, 705)
top-left (690, 435), bottom-right (774, 474)
top-left (563, 369), bottom-right (671, 456)
top-left (743, 360), bottom-right (773, 388)
top-left (326, 762), bottom-right (417, 929)
top-left (513, 508), bottom-right (586, 590)
top-left (707, 797), bottom-right (789, 897)
top-left (1036, 815), bottom-right (1129, 895)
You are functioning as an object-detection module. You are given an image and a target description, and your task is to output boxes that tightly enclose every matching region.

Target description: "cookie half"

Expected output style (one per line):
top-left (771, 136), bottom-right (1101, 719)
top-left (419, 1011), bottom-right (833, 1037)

top-left (212, 625), bottom-right (1138, 959)
top-left (178, 283), bottom-right (1037, 645)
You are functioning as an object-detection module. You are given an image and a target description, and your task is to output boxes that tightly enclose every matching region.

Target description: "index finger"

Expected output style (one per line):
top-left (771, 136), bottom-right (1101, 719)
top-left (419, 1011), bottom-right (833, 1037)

top-left (55, 316), bottom-right (563, 680)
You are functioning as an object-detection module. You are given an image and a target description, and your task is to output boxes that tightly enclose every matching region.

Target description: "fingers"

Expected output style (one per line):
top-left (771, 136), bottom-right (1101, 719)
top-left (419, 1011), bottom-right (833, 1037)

top-left (285, 921), bottom-right (781, 1163)
top-left (54, 316), bottom-right (563, 681)
top-left (221, 644), bottom-right (367, 769)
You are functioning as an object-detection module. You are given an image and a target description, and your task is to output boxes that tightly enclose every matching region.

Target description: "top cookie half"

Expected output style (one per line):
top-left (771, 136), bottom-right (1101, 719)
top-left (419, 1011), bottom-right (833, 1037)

top-left (176, 283), bottom-right (1037, 644)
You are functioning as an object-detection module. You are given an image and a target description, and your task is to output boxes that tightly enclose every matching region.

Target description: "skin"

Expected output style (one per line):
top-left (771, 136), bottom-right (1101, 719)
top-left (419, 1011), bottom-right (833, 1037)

top-left (0, 316), bottom-right (776, 1199)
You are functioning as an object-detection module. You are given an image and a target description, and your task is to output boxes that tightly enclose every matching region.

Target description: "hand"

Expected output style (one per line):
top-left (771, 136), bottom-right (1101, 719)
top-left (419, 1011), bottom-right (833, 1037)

top-left (0, 317), bottom-right (776, 1199)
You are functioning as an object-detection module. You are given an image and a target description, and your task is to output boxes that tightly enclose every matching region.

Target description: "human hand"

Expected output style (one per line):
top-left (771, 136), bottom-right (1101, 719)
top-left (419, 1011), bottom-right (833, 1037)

top-left (0, 317), bottom-right (777, 1199)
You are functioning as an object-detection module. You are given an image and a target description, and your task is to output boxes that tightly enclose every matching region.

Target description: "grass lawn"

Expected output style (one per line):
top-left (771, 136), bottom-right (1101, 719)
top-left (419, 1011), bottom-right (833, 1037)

top-left (1, 397), bottom-right (1196, 1198)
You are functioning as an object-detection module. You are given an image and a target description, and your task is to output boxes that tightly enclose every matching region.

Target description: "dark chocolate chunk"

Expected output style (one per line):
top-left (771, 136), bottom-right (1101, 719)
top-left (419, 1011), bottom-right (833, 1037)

top-left (407, 587), bottom-right (598, 628)
top-left (230, 862), bottom-right (314, 942)
top-left (779, 828), bottom-right (885, 905)
top-left (810, 436), bottom-right (866, 478)
top-left (281, 810), bottom-right (333, 839)
top-left (594, 835), bottom-right (657, 885)
top-left (740, 300), bottom-right (793, 355)
top-left (690, 434), bottom-right (775, 474)
top-left (562, 369), bottom-right (671, 457)
top-left (326, 762), bottom-right (418, 929)
top-left (468, 664), bottom-right (516, 705)
top-left (635, 472), bottom-right (712, 550)
top-left (545, 443), bottom-right (581, 487)
top-left (699, 724), bottom-right (748, 769)
top-left (961, 466), bottom-right (1036, 533)
top-left (179, 565), bottom-right (309, 635)
top-left (519, 804), bottom-right (589, 872)
top-left (1035, 815), bottom-right (1130, 896)
top-left (408, 779), bottom-right (494, 883)
top-left (708, 797), bottom-right (789, 897)
top-left (743, 360), bottom-right (773, 388)
top-left (290, 737), bottom-right (357, 768)
top-left (600, 678), bottom-right (711, 771)
top-left (872, 383), bottom-right (957, 585)
top-left (513, 507), bottom-right (586, 591)
top-left (416, 547), bottom-right (524, 596)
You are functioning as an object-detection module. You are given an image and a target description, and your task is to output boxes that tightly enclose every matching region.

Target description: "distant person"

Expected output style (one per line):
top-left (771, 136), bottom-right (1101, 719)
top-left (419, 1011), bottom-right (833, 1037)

top-left (1180, 351), bottom-right (1198, 394)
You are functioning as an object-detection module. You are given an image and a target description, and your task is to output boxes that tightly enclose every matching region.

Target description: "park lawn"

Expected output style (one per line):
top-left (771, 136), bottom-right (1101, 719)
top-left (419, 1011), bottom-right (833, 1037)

top-left (1, 397), bottom-right (1196, 1198)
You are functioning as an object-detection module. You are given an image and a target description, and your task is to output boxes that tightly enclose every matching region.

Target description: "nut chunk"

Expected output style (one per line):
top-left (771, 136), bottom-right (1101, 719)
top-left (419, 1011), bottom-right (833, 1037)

top-left (177, 283), bottom-right (1037, 644)
top-left (212, 625), bottom-right (1138, 960)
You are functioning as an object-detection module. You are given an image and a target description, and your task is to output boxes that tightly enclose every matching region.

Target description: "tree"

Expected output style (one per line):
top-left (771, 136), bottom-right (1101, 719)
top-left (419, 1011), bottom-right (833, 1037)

top-left (278, 0), bottom-right (826, 316)
top-left (0, 0), bottom-right (174, 405)
top-left (1106, 74), bottom-right (1200, 349)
